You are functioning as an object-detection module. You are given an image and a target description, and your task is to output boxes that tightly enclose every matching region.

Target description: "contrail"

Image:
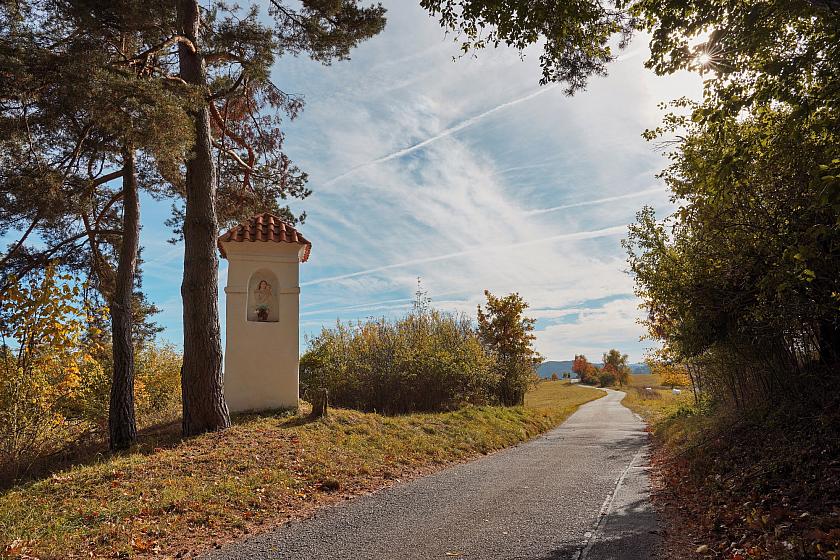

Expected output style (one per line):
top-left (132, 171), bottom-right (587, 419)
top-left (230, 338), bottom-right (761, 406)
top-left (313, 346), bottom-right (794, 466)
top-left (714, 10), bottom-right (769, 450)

top-left (322, 84), bottom-right (561, 187)
top-left (524, 186), bottom-right (665, 216)
top-left (301, 224), bottom-right (626, 287)
top-left (321, 47), bottom-right (647, 188)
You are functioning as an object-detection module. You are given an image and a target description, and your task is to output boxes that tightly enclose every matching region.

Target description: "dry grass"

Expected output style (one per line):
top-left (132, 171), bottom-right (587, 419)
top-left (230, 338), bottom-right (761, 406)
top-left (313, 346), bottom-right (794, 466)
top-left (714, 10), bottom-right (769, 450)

top-left (620, 373), bottom-right (693, 424)
top-left (0, 382), bottom-right (602, 559)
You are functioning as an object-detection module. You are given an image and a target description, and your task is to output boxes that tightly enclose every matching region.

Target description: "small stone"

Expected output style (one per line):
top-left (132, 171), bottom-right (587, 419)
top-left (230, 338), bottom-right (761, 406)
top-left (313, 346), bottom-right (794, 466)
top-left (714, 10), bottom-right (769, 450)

top-left (696, 544), bottom-right (709, 553)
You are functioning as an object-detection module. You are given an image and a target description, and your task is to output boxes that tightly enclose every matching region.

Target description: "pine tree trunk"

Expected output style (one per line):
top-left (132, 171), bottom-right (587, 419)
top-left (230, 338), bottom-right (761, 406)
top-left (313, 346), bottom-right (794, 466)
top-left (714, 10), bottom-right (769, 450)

top-left (108, 148), bottom-right (139, 450)
top-left (177, 0), bottom-right (230, 436)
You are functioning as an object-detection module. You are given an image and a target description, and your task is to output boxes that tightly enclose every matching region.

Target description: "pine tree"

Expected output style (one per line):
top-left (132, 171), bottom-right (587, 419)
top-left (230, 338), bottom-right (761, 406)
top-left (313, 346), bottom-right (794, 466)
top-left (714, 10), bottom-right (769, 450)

top-left (0, 1), bottom-right (196, 448)
top-left (171, 0), bottom-right (386, 436)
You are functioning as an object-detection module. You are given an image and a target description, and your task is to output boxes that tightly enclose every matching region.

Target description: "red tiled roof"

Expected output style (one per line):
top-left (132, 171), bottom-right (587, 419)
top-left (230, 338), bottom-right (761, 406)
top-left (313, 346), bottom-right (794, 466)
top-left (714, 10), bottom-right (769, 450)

top-left (218, 213), bottom-right (311, 262)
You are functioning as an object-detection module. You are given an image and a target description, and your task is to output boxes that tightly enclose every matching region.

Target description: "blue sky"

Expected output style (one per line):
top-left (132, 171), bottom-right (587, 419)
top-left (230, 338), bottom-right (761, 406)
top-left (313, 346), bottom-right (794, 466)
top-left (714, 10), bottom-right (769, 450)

top-left (138, 1), bottom-right (703, 363)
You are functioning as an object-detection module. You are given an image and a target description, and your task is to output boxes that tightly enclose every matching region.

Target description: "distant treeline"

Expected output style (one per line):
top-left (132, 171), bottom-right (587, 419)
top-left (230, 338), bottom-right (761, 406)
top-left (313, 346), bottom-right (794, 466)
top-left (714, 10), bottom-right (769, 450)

top-left (536, 361), bottom-right (650, 379)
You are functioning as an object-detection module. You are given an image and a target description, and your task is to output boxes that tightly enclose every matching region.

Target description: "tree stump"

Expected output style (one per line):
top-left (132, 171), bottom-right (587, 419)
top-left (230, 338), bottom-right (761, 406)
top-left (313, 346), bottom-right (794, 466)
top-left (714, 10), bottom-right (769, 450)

top-left (309, 388), bottom-right (329, 419)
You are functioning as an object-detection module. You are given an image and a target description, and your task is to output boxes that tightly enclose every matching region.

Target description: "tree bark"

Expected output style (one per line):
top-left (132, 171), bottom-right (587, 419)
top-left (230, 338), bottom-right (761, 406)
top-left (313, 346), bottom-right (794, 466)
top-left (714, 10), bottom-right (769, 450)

top-left (177, 0), bottom-right (230, 436)
top-left (108, 147), bottom-right (139, 450)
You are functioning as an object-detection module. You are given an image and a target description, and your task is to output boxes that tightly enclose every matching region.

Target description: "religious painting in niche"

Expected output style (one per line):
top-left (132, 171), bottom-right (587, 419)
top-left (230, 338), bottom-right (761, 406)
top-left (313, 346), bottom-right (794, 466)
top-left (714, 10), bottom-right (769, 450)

top-left (247, 270), bottom-right (279, 322)
top-left (254, 280), bottom-right (272, 321)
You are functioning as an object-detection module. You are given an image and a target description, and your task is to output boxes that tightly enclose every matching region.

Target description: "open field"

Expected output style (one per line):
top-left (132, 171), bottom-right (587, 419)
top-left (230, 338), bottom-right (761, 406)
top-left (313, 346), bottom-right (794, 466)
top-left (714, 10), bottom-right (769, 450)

top-left (621, 373), bottom-right (694, 424)
top-left (0, 382), bottom-right (602, 559)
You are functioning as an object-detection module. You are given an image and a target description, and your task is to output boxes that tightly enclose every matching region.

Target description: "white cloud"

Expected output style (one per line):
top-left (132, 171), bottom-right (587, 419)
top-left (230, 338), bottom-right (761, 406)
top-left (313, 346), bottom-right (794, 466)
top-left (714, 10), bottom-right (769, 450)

top-left (536, 298), bottom-right (650, 362)
top-left (129, 0), bottom-right (703, 364)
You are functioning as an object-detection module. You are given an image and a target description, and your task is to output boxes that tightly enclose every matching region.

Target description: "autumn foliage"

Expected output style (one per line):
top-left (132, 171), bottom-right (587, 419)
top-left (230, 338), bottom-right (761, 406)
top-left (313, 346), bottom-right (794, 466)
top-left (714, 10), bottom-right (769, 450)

top-left (572, 351), bottom-right (631, 387)
top-left (301, 290), bottom-right (542, 413)
top-left (0, 268), bottom-right (181, 481)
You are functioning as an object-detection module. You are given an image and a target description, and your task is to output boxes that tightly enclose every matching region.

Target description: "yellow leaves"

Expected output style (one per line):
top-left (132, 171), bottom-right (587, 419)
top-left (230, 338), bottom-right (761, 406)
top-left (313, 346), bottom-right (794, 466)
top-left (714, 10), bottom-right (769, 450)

top-left (0, 266), bottom-right (104, 465)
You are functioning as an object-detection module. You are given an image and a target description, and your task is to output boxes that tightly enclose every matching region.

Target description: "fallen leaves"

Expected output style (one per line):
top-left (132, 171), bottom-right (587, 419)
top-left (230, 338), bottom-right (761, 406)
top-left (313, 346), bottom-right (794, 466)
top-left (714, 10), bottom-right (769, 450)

top-left (649, 404), bottom-right (840, 560)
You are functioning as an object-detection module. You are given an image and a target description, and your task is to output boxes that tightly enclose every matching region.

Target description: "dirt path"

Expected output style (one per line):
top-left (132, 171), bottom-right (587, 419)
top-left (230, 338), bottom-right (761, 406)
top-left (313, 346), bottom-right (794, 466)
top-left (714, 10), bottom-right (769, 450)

top-left (205, 389), bottom-right (660, 560)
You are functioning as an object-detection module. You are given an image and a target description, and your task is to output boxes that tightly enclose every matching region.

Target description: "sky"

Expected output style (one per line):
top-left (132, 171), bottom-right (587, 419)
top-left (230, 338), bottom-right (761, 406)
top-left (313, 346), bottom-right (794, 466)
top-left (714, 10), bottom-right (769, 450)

top-left (137, 1), bottom-right (704, 363)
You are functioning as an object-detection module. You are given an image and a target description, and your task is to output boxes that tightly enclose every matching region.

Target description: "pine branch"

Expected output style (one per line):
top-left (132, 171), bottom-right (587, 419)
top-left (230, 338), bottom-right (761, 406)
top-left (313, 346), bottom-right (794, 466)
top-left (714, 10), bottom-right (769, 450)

top-left (209, 102), bottom-right (255, 189)
top-left (131, 35), bottom-right (196, 61)
top-left (0, 214), bottom-right (40, 270)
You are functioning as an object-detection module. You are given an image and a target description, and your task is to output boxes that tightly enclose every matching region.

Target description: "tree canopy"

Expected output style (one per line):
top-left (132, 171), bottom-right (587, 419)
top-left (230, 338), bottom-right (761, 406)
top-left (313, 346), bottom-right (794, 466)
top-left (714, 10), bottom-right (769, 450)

top-left (420, 0), bottom-right (634, 92)
top-left (477, 290), bottom-right (541, 406)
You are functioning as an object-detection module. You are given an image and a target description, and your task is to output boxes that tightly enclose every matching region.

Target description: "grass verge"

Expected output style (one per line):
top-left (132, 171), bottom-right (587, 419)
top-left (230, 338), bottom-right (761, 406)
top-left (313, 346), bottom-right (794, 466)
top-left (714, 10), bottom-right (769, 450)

top-left (620, 377), bottom-right (693, 426)
top-left (622, 374), bottom-right (840, 560)
top-left (1, 381), bottom-right (602, 559)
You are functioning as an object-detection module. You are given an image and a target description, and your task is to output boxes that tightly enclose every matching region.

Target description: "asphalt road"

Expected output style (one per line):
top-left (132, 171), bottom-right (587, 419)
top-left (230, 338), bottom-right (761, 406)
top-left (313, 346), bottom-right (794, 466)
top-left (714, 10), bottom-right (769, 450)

top-left (206, 389), bottom-right (660, 560)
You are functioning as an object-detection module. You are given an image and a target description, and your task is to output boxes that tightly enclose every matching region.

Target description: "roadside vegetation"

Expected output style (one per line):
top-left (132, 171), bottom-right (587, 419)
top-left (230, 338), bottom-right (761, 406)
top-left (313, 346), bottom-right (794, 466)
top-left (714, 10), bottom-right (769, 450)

top-left (0, 380), bottom-right (602, 559)
top-left (622, 371), bottom-right (840, 560)
top-left (0, 268), bottom-right (182, 484)
top-left (301, 287), bottom-right (541, 414)
top-left (619, 373), bottom-right (692, 425)
top-left (618, 2), bottom-right (840, 558)
top-left (570, 351), bottom-right (632, 387)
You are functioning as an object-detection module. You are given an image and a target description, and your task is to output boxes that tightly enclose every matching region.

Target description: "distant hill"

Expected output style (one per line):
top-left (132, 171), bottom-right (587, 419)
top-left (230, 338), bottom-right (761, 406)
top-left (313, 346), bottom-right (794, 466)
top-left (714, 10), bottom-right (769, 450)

top-left (536, 360), bottom-right (650, 379)
top-left (536, 361), bottom-right (575, 378)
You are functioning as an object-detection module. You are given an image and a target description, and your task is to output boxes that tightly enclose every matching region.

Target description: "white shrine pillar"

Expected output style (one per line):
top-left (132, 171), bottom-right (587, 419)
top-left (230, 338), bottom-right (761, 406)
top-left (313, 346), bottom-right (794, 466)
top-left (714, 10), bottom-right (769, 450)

top-left (217, 213), bottom-right (311, 412)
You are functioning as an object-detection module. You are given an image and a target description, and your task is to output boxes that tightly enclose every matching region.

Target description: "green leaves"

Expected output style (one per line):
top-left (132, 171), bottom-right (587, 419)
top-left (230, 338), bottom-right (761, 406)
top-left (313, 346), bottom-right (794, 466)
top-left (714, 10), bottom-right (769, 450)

top-left (420, 0), bottom-right (635, 92)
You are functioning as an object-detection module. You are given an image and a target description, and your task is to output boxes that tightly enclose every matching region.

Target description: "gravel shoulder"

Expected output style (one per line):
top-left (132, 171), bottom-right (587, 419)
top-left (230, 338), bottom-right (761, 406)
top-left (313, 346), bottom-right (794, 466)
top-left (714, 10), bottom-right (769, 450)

top-left (206, 389), bottom-right (660, 560)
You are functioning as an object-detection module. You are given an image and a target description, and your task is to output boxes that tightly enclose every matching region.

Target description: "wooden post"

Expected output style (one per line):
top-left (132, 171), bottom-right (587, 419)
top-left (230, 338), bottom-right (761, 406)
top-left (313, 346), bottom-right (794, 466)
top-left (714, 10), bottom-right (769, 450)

top-left (310, 388), bottom-right (329, 419)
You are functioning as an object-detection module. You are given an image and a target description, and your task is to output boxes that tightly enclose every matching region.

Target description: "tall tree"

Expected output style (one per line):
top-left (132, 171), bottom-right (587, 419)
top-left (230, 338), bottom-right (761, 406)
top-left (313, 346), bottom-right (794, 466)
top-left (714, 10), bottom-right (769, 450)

top-left (0, 1), bottom-right (196, 448)
top-left (176, 0), bottom-right (230, 436)
top-left (634, 0), bottom-right (840, 365)
top-left (477, 290), bottom-right (541, 406)
top-left (107, 147), bottom-right (140, 448)
top-left (172, 1), bottom-right (386, 436)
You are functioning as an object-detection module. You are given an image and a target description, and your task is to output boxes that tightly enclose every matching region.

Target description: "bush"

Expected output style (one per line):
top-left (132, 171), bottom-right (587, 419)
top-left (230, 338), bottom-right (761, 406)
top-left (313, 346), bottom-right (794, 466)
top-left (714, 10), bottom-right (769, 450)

top-left (69, 341), bottom-right (181, 429)
top-left (134, 343), bottom-right (182, 424)
top-left (0, 268), bottom-right (96, 478)
top-left (550, 372), bottom-right (559, 381)
top-left (0, 268), bottom-right (183, 480)
top-left (598, 368), bottom-right (617, 387)
top-left (300, 310), bottom-right (499, 414)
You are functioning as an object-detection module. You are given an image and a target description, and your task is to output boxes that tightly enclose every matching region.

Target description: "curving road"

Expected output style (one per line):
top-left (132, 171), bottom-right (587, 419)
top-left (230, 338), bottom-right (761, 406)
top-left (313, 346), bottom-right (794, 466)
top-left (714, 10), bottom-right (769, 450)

top-left (206, 389), bottom-right (660, 560)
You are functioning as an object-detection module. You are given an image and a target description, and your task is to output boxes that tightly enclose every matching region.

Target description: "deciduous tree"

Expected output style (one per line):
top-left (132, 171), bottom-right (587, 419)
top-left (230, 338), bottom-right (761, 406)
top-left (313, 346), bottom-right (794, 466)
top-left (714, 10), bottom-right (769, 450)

top-left (420, 0), bottom-right (635, 91)
top-left (477, 290), bottom-right (541, 405)
top-left (602, 349), bottom-right (631, 386)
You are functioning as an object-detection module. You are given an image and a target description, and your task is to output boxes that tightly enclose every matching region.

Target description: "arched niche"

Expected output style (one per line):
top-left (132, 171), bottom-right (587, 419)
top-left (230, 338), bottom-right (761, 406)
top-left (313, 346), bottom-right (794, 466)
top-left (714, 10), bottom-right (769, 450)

top-left (247, 269), bottom-right (280, 322)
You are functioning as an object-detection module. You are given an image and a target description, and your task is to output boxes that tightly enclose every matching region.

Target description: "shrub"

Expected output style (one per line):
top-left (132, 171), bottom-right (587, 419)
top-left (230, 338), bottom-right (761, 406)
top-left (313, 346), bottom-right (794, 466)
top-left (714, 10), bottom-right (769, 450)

top-left (69, 341), bottom-right (181, 429)
top-left (134, 343), bottom-right (182, 424)
top-left (300, 310), bottom-right (499, 414)
top-left (0, 268), bottom-right (183, 480)
top-left (0, 268), bottom-right (97, 478)
top-left (550, 372), bottom-right (559, 381)
top-left (598, 368), bottom-right (617, 387)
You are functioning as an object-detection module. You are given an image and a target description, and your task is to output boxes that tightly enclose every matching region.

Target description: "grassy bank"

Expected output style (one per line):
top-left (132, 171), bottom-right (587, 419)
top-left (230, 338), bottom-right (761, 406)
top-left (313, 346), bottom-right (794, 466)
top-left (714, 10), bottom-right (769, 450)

top-left (622, 374), bottom-right (840, 560)
top-left (0, 381), bottom-right (602, 559)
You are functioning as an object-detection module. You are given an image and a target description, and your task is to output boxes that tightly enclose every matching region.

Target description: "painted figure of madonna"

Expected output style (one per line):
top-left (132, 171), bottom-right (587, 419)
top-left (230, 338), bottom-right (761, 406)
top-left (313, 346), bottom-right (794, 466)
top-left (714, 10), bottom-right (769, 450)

top-left (254, 279), bottom-right (272, 321)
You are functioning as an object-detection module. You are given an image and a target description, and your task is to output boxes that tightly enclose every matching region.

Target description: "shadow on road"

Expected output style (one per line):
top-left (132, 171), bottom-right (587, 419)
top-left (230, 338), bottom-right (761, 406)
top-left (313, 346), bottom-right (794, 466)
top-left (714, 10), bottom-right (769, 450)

top-left (532, 495), bottom-right (660, 560)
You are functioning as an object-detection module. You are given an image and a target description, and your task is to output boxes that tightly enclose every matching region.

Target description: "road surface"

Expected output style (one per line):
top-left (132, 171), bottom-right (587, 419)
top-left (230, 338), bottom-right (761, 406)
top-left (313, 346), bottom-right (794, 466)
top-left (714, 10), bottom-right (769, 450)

top-left (206, 389), bottom-right (660, 560)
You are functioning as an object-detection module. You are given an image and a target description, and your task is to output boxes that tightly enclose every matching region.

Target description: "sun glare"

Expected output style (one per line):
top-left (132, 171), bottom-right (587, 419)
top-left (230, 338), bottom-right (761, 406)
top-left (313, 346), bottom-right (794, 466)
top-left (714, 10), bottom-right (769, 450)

top-left (696, 52), bottom-right (712, 66)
